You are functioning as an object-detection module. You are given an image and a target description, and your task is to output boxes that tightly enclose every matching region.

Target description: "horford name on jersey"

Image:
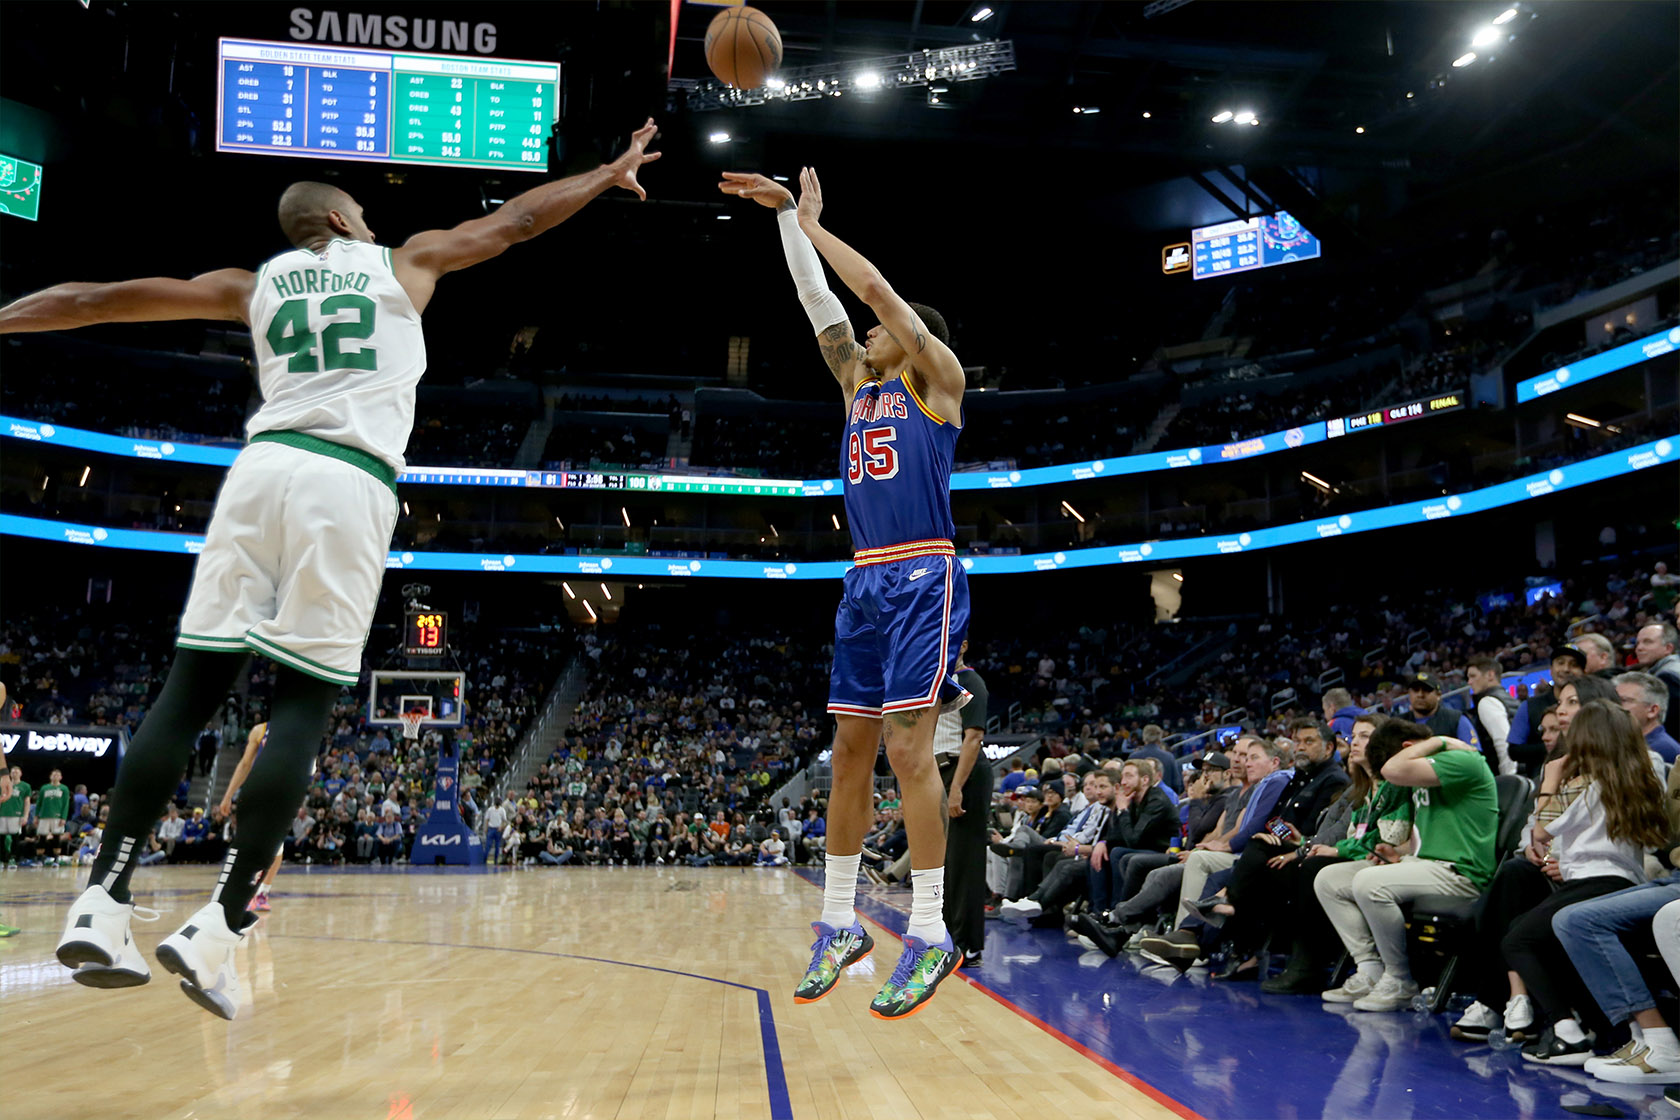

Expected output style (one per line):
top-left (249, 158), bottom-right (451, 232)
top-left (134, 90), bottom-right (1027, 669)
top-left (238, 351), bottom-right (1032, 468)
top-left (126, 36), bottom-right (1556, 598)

top-left (288, 9), bottom-right (499, 54)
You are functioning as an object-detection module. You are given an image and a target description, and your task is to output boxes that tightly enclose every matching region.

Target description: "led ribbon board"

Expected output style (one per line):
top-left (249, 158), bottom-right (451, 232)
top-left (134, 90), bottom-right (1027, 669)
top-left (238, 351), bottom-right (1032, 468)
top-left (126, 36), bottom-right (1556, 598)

top-left (217, 37), bottom-right (558, 171)
top-left (0, 413), bottom-right (1417, 493)
top-left (1515, 326), bottom-right (1680, 403)
top-left (4, 437), bottom-right (1671, 578)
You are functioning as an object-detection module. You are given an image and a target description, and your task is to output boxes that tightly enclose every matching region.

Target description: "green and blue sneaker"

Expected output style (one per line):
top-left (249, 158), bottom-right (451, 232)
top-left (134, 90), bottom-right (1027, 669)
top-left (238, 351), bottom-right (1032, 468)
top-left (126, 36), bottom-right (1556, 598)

top-left (794, 921), bottom-right (874, 1004)
top-left (869, 934), bottom-right (963, 1021)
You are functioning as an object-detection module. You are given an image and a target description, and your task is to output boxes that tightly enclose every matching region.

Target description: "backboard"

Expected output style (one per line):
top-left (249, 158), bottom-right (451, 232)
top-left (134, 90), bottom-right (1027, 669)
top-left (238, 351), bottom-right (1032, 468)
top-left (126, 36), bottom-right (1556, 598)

top-left (368, 670), bottom-right (466, 728)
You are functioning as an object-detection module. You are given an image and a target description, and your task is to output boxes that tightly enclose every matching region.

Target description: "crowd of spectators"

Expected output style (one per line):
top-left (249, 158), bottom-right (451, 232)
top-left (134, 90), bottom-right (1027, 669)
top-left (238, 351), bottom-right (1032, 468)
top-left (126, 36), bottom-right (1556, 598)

top-left (974, 561), bottom-right (1680, 758)
top-left (486, 623), bottom-right (831, 868)
top-left (947, 564), bottom-right (1680, 1104)
top-left (542, 419), bottom-right (666, 471)
top-left (406, 409), bottom-right (528, 470)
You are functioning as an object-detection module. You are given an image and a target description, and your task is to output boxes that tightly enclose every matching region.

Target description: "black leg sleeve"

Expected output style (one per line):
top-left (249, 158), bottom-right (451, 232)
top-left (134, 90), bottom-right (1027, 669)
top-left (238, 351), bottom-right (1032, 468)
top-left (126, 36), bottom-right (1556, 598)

top-left (211, 667), bottom-right (342, 927)
top-left (89, 650), bottom-right (247, 902)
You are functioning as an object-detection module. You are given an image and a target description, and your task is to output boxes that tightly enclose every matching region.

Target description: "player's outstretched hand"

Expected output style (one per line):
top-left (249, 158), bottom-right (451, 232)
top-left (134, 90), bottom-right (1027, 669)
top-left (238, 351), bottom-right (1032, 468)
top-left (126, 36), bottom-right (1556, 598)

top-left (610, 118), bottom-right (663, 201)
top-left (718, 172), bottom-right (793, 209)
top-left (797, 166), bottom-right (823, 225)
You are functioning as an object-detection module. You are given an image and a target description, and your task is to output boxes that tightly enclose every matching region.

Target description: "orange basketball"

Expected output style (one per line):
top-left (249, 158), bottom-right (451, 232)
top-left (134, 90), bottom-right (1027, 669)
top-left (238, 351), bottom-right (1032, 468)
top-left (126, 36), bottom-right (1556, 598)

top-left (704, 6), bottom-right (782, 90)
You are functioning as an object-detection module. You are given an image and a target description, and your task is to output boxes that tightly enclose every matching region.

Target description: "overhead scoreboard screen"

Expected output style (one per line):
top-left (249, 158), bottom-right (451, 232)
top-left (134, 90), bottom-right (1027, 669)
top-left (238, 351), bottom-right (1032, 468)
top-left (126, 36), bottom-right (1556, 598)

top-left (217, 38), bottom-right (559, 171)
top-left (1191, 211), bottom-right (1321, 280)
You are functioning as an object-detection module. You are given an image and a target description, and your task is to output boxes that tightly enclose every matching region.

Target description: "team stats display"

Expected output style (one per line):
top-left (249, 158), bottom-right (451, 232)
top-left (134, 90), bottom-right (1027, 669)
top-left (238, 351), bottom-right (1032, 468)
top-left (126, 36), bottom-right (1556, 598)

top-left (1191, 211), bottom-right (1321, 280)
top-left (217, 38), bottom-right (559, 172)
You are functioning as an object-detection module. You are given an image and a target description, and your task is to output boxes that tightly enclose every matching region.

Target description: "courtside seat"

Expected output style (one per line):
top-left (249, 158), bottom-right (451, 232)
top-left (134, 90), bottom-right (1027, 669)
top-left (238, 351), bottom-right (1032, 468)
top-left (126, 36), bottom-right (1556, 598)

top-left (1406, 774), bottom-right (1536, 1012)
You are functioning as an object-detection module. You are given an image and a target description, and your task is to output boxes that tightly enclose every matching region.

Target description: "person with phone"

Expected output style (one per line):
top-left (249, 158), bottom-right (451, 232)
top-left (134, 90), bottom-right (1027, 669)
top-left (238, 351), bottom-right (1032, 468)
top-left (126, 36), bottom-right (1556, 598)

top-left (1168, 719), bottom-right (1349, 976)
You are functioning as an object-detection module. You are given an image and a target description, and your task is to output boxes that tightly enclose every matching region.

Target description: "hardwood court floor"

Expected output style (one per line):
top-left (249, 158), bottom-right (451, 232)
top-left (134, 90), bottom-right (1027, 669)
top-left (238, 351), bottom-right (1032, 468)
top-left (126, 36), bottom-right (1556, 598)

top-left (1, 865), bottom-right (1184, 1120)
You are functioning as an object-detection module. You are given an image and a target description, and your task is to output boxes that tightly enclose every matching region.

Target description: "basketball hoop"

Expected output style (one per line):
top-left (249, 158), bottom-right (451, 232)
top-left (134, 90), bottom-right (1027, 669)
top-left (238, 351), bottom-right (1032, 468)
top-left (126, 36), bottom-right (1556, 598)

top-left (399, 710), bottom-right (427, 743)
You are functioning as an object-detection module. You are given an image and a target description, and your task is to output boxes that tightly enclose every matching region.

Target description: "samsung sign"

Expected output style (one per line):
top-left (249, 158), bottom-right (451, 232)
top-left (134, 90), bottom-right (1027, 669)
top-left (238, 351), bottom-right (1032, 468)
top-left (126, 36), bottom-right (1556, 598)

top-left (288, 9), bottom-right (498, 53)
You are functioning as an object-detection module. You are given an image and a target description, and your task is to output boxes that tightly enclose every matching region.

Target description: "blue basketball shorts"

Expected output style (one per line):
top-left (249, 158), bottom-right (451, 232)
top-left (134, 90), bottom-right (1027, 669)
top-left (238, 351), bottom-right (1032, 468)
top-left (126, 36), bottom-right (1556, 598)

top-left (828, 542), bottom-right (971, 719)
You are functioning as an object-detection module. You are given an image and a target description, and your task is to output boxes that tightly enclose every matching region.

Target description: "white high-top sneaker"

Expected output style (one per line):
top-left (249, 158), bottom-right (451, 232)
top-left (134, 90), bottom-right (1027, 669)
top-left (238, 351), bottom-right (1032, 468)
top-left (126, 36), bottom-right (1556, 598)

top-left (155, 901), bottom-right (252, 1020)
top-left (55, 884), bottom-right (156, 988)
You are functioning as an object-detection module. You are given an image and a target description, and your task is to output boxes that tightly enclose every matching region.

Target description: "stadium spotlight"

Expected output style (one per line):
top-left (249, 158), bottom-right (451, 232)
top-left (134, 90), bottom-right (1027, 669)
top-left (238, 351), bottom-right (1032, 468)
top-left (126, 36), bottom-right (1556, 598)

top-left (1471, 25), bottom-right (1504, 49)
top-left (79, 465), bottom-right (90, 486)
top-left (583, 601), bottom-right (598, 622)
top-left (1493, 6), bottom-right (1518, 24)
top-left (1452, 52), bottom-right (1477, 68)
top-left (716, 214), bottom-right (731, 220)
top-left (708, 131), bottom-right (731, 143)
top-left (1060, 500), bottom-right (1086, 523)
top-left (1211, 109), bottom-right (1235, 123)
top-left (1355, 125), bottom-right (1366, 134)
top-left (1142, 111), bottom-right (1152, 118)
top-left (971, 6), bottom-right (994, 21)
top-left (1232, 109), bottom-right (1255, 124)
top-left (1171, 572), bottom-right (1184, 583)
top-left (601, 583), bottom-right (612, 600)
top-left (620, 507), bottom-right (632, 527)
top-left (563, 582), bottom-right (576, 599)
top-left (856, 71), bottom-right (882, 90)
top-left (766, 77), bottom-right (786, 90)
top-left (831, 514), bottom-right (841, 530)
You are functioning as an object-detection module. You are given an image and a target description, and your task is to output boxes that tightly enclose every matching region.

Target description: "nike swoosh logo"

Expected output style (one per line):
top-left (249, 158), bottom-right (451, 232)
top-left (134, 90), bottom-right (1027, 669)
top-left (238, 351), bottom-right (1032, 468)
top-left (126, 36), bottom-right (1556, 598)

top-left (907, 568), bottom-right (931, 581)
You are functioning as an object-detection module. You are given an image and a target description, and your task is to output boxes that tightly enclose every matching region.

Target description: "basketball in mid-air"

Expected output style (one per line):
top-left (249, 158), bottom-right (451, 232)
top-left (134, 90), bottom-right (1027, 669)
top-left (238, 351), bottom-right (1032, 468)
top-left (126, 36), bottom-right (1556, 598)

top-left (704, 6), bottom-right (782, 90)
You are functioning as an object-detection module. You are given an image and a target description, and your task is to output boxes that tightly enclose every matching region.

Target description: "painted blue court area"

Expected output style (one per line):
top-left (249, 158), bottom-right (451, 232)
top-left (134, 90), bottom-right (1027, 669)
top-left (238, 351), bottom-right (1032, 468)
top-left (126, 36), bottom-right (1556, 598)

top-left (829, 873), bottom-right (1669, 1120)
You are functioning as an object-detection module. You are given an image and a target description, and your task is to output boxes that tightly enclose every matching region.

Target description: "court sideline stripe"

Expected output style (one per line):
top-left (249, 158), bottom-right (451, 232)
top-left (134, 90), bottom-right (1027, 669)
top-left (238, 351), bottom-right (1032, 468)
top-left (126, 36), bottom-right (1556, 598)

top-left (793, 869), bottom-right (1209, 1120)
top-left (270, 932), bottom-right (792, 1120)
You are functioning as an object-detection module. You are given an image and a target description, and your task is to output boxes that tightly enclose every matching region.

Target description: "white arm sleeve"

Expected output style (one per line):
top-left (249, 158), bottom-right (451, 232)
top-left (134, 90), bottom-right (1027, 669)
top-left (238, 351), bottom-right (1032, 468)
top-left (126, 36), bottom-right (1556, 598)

top-left (777, 208), bottom-right (849, 334)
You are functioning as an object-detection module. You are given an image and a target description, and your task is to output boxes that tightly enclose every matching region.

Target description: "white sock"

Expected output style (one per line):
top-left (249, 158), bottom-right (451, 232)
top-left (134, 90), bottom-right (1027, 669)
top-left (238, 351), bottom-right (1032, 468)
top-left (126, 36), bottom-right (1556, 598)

top-left (821, 853), bottom-right (860, 928)
top-left (1554, 1018), bottom-right (1587, 1045)
top-left (906, 866), bottom-right (949, 945)
top-left (256, 883), bottom-right (270, 898)
top-left (1356, 960), bottom-right (1384, 981)
top-left (1643, 1027), bottom-right (1680, 1066)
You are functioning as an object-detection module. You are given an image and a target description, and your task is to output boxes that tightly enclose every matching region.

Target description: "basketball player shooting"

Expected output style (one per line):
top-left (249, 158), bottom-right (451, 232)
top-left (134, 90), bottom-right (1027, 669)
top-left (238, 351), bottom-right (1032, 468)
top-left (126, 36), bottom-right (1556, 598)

top-left (0, 118), bottom-right (660, 1019)
top-left (721, 167), bottom-right (970, 1020)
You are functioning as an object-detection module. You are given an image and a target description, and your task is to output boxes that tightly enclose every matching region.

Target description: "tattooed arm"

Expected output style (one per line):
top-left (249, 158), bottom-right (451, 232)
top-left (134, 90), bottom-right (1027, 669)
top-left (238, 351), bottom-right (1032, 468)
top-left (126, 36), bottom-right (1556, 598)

top-left (794, 167), bottom-right (964, 416)
top-left (717, 170), bottom-right (864, 395)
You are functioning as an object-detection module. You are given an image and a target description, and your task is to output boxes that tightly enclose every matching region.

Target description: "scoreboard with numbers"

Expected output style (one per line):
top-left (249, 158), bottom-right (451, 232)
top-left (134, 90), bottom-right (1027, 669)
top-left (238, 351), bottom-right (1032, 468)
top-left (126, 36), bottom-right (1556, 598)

top-left (403, 610), bottom-right (448, 656)
top-left (217, 38), bottom-right (559, 172)
top-left (1190, 210), bottom-right (1321, 280)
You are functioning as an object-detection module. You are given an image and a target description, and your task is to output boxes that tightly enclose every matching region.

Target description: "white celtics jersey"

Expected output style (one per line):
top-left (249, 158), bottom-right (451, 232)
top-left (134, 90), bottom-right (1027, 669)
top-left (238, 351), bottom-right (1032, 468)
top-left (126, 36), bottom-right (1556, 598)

top-left (246, 239), bottom-right (426, 471)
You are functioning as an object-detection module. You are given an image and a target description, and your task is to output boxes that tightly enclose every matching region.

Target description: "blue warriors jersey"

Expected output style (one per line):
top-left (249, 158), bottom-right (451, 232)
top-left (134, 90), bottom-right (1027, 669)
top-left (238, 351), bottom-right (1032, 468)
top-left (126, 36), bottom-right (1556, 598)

top-left (841, 374), bottom-right (960, 552)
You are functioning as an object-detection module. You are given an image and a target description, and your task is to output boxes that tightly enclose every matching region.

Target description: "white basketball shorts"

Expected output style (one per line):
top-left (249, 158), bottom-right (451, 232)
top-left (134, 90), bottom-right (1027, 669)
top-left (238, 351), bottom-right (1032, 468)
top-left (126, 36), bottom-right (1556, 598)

top-left (177, 434), bottom-right (399, 686)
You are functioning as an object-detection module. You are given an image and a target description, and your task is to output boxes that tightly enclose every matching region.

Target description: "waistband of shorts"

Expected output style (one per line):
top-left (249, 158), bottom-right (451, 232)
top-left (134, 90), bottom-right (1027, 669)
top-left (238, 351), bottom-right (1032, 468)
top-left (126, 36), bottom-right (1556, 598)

top-left (249, 431), bottom-right (399, 497)
top-left (852, 539), bottom-right (956, 566)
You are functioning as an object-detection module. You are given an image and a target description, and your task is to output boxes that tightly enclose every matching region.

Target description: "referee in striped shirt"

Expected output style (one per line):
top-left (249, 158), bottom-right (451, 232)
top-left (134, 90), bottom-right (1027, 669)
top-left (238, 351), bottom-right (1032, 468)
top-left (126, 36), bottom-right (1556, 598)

top-left (935, 639), bottom-right (991, 967)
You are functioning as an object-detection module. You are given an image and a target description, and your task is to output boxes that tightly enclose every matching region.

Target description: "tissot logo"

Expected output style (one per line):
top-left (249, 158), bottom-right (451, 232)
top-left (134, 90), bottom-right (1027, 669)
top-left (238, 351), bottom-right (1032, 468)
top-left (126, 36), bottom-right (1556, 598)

top-left (288, 9), bottom-right (499, 54)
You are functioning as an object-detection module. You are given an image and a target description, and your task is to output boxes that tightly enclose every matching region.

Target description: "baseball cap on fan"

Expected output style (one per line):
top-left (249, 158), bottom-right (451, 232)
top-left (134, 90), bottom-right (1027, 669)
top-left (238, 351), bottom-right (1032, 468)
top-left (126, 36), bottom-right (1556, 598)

top-left (1402, 673), bottom-right (1442, 692)
top-left (1193, 752), bottom-right (1232, 772)
top-left (1554, 645), bottom-right (1589, 669)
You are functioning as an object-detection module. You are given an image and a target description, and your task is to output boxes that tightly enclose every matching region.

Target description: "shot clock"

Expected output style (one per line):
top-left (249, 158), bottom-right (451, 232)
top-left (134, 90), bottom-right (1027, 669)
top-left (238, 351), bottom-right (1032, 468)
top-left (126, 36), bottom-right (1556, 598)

top-left (404, 610), bottom-right (448, 657)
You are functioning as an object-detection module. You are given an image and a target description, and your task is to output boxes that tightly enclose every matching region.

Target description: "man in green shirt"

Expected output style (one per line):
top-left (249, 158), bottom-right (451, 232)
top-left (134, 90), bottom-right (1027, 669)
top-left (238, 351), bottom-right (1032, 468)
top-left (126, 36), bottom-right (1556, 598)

top-left (0, 766), bottom-right (33, 868)
top-left (1313, 720), bottom-right (1497, 1013)
top-left (36, 769), bottom-right (72, 866)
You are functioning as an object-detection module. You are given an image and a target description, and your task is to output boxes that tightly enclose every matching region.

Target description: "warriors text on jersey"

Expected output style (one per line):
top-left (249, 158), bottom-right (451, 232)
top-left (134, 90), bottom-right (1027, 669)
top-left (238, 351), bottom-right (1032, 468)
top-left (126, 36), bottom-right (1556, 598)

top-left (246, 239), bottom-right (426, 472)
top-left (841, 375), bottom-right (960, 552)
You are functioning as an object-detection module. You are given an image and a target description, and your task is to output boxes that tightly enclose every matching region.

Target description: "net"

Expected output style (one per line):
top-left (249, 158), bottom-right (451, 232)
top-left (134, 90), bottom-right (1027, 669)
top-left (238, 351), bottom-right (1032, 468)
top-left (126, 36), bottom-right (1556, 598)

top-left (399, 710), bottom-right (427, 743)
